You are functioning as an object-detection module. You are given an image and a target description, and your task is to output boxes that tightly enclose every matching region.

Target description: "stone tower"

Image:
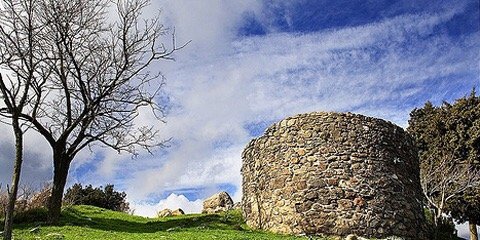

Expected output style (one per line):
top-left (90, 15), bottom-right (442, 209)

top-left (241, 112), bottom-right (427, 239)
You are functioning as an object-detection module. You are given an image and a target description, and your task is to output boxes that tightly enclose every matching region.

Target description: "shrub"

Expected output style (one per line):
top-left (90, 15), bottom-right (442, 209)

top-left (63, 184), bottom-right (130, 212)
top-left (12, 207), bottom-right (48, 223)
top-left (0, 185), bottom-right (7, 218)
top-left (0, 183), bottom-right (52, 219)
top-left (424, 208), bottom-right (459, 240)
top-left (0, 202), bottom-right (5, 219)
top-left (28, 185), bottom-right (51, 210)
top-left (0, 207), bottom-right (48, 227)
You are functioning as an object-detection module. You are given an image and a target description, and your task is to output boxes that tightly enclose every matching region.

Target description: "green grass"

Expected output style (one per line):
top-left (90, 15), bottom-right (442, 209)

top-left (4, 205), bottom-right (333, 240)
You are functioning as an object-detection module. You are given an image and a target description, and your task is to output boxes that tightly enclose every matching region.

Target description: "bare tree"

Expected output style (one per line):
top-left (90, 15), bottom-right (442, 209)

top-left (0, 0), bottom-right (48, 238)
top-left (0, 71), bottom-right (27, 240)
top-left (420, 154), bottom-right (480, 225)
top-left (13, 183), bottom-right (36, 213)
top-left (0, 0), bottom-right (187, 224)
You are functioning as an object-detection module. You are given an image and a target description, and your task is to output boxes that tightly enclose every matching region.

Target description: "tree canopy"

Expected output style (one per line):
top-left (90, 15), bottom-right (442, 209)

top-left (408, 90), bottom-right (480, 239)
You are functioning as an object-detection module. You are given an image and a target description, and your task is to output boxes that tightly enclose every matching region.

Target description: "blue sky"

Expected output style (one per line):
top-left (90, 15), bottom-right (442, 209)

top-left (0, 0), bottom-right (479, 235)
top-left (241, 0), bottom-right (478, 35)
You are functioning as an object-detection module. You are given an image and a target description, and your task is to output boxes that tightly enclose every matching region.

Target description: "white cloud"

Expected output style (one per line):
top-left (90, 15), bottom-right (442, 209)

top-left (152, 0), bottom-right (261, 58)
top-left (130, 193), bottom-right (202, 217)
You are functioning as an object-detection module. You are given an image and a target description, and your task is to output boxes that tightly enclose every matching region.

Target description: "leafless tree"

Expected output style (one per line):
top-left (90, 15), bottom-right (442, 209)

top-left (14, 183), bottom-right (36, 213)
top-left (0, 0), bottom-right (187, 225)
top-left (27, 184), bottom-right (51, 210)
top-left (17, 184), bottom-right (35, 203)
top-left (420, 153), bottom-right (480, 226)
top-left (0, 0), bottom-right (48, 238)
top-left (0, 182), bottom-right (50, 219)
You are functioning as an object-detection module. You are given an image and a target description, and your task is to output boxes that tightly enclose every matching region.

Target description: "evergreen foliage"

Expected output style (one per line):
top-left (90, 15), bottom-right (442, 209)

top-left (64, 184), bottom-right (130, 213)
top-left (408, 89), bottom-right (480, 239)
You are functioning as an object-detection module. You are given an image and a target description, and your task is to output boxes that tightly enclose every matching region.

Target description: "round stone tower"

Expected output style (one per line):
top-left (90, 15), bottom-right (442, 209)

top-left (241, 112), bottom-right (427, 239)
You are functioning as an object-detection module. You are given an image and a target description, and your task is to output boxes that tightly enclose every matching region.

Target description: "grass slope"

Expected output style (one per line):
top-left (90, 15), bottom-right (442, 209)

top-left (6, 205), bottom-right (330, 240)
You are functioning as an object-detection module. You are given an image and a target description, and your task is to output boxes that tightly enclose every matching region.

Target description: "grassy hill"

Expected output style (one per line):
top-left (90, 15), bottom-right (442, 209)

top-left (4, 205), bottom-right (331, 240)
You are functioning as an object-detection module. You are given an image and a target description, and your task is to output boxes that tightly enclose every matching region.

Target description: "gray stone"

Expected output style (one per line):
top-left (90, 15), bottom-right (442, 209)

top-left (232, 202), bottom-right (241, 210)
top-left (171, 208), bottom-right (185, 216)
top-left (202, 191), bottom-right (234, 214)
top-left (157, 208), bottom-right (173, 217)
top-left (345, 234), bottom-right (358, 240)
top-left (157, 208), bottom-right (184, 217)
top-left (29, 226), bottom-right (41, 233)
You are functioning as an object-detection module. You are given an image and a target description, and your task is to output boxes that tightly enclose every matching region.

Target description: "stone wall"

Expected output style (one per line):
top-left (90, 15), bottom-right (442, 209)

top-left (241, 112), bottom-right (427, 239)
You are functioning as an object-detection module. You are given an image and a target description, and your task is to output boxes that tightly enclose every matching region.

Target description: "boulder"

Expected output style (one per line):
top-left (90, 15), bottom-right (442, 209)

top-left (345, 235), bottom-right (370, 240)
top-left (171, 208), bottom-right (185, 216)
top-left (157, 209), bottom-right (172, 217)
top-left (157, 208), bottom-right (185, 218)
top-left (345, 235), bottom-right (358, 240)
top-left (202, 191), bottom-right (234, 214)
top-left (232, 202), bottom-right (241, 210)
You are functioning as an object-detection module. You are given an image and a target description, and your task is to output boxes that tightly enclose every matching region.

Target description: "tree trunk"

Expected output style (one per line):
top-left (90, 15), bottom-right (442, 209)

top-left (47, 152), bottom-right (71, 224)
top-left (3, 118), bottom-right (23, 240)
top-left (470, 220), bottom-right (478, 240)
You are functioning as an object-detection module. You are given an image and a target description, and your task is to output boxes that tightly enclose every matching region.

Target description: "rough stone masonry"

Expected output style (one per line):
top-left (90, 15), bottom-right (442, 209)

top-left (241, 112), bottom-right (427, 239)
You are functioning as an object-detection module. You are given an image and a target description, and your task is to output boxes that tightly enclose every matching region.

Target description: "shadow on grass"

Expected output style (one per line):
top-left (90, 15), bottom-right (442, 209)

top-left (1, 208), bottom-right (48, 230)
top-left (12, 206), bottom-right (247, 234)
